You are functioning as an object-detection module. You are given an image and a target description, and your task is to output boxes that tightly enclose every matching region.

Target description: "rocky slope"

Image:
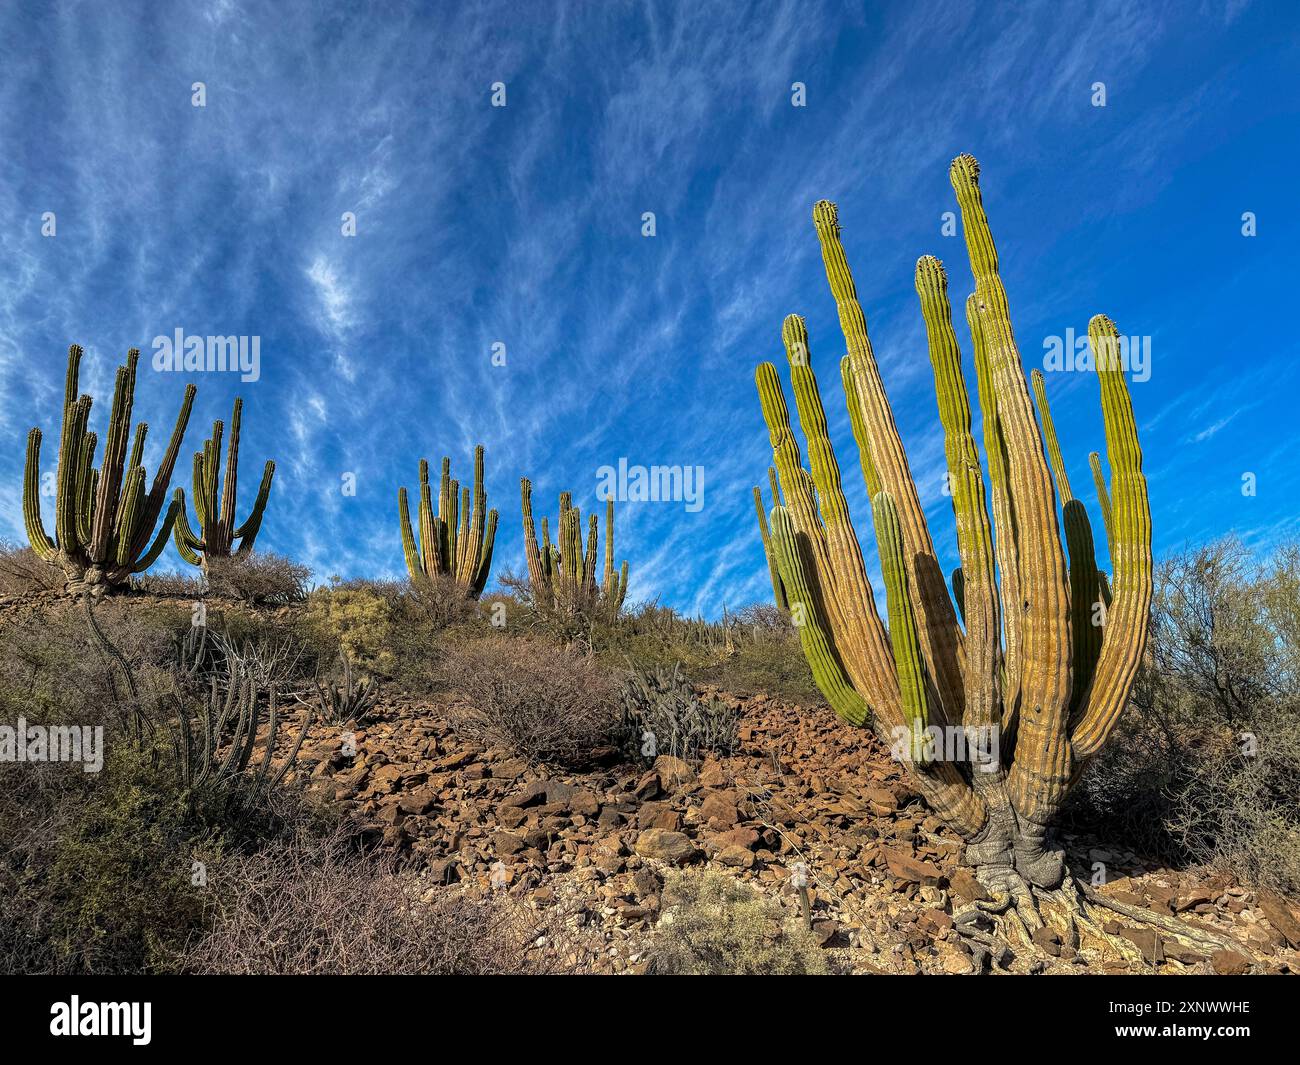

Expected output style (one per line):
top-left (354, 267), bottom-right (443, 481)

top-left (291, 688), bottom-right (1300, 975)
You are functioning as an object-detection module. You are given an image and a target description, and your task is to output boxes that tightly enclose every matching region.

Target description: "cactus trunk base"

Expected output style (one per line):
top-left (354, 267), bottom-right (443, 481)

top-left (953, 866), bottom-right (1250, 972)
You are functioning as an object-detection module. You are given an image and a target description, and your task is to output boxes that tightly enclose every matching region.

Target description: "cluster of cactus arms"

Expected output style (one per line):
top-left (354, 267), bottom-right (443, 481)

top-left (23, 345), bottom-right (196, 597)
top-left (520, 477), bottom-right (628, 618)
top-left (754, 155), bottom-right (1152, 890)
top-left (398, 445), bottom-right (498, 598)
top-left (173, 397), bottom-right (275, 570)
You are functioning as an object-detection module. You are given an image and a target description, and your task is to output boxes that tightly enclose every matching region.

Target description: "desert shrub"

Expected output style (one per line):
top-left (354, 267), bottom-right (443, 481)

top-left (441, 635), bottom-right (621, 765)
top-left (176, 830), bottom-right (557, 974)
top-left (619, 662), bottom-right (740, 763)
top-left (303, 581), bottom-right (398, 677)
top-left (1072, 538), bottom-right (1300, 892)
top-left (0, 742), bottom-right (217, 974)
top-left (647, 869), bottom-right (829, 975)
top-left (205, 552), bottom-right (310, 605)
top-left (0, 540), bottom-right (63, 594)
top-left (129, 568), bottom-right (208, 597)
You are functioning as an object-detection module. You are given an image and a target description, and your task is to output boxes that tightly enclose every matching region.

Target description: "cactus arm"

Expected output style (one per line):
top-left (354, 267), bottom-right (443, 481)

top-left (455, 484), bottom-right (471, 581)
top-left (967, 293), bottom-right (1021, 726)
top-left (602, 497), bottom-right (616, 595)
top-left (520, 478), bottom-right (547, 596)
top-left (813, 204), bottom-right (966, 726)
top-left (1089, 450), bottom-right (1114, 552)
top-left (840, 355), bottom-right (881, 499)
top-left (190, 450), bottom-right (209, 535)
top-left (583, 512), bottom-right (599, 598)
top-left (456, 445), bottom-right (487, 588)
top-left (952, 155), bottom-right (1073, 826)
top-left (113, 467), bottom-right (146, 568)
top-left (472, 508), bottom-right (498, 598)
top-left (173, 492), bottom-right (205, 567)
top-left (753, 484), bottom-right (789, 612)
top-left (53, 347), bottom-right (87, 555)
top-left (871, 491), bottom-right (933, 765)
top-left (780, 315), bottom-right (910, 721)
top-left (23, 429), bottom-right (59, 561)
top-left (1030, 368), bottom-right (1105, 722)
top-left (127, 422), bottom-right (148, 474)
top-left (219, 399), bottom-right (241, 543)
top-left (1030, 369), bottom-right (1073, 502)
top-left (769, 505), bottom-right (871, 727)
top-left (1070, 316), bottom-right (1153, 759)
top-left (398, 486), bottom-right (424, 582)
top-left (130, 489), bottom-right (182, 573)
top-left (232, 460), bottom-right (274, 555)
top-left (78, 461), bottom-right (98, 550)
top-left (916, 255), bottom-right (1002, 746)
top-left (616, 560), bottom-right (628, 610)
top-left (131, 382), bottom-right (195, 561)
top-left (417, 460), bottom-right (439, 577)
top-left (89, 354), bottom-right (139, 562)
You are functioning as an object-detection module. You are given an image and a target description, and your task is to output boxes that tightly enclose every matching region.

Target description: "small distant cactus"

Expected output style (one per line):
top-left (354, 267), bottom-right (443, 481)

top-left (23, 344), bottom-right (195, 596)
top-left (398, 445), bottom-right (498, 599)
top-left (520, 478), bottom-right (628, 619)
top-left (173, 397), bottom-right (275, 571)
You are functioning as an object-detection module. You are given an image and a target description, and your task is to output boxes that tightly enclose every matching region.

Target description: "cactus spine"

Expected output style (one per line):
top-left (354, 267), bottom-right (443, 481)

top-left (520, 478), bottom-right (627, 619)
top-left (756, 157), bottom-right (1152, 890)
top-left (24, 345), bottom-right (195, 596)
top-left (173, 397), bottom-right (275, 570)
top-left (398, 445), bottom-right (497, 598)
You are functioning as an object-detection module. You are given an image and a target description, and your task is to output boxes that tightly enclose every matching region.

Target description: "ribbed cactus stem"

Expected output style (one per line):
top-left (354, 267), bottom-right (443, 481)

top-left (520, 481), bottom-right (629, 618)
top-left (952, 155), bottom-right (1072, 827)
top-left (768, 506), bottom-right (869, 726)
top-left (813, 200), bottom-right (965, 726)
top-left (173, 396), bottom-right (275, 569)
top-left (916, 255), bottom-right (1001, 748)
top-left (1070, 316), bottom-right (1153, 758)
top-left (399, 446), bottom-right (493, 599)
top-left (872, 492), bottom-right (931, 765)
top-left (753, 478), bottom-right (789, 614)
top-left (1031, 368), bottom-right (1105, 721)
top-left (1089, 450), bottom-right (1114, 550)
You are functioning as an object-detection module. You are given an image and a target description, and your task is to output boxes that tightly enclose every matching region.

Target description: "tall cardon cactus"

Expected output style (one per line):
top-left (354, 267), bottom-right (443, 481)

top-left (398, 445), bottom-right (497, 598)
top-left (24, 344), bottom-right (195, 597)
top-left (173, 397), bottom-right (275, 570)
top-left (520, 478), bottom-right (628, 619)
top-left (750, 156), bottom-right (1204, 962)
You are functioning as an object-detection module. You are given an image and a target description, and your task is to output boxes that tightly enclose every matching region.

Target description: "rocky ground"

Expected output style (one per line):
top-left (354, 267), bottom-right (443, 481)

top-left (290, 687), bottom-right (1300, 975)
top-left (4, 587), bottom-right (1296, 976)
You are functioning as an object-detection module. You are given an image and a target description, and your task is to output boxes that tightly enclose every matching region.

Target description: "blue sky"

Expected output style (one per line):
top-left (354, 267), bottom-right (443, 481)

top-left (2, 0), bottom-right (1296, 617)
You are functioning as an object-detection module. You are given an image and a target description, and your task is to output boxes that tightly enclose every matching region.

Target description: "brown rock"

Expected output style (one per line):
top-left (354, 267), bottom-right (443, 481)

top-left (699, 791), bottom-right (739, 827)
top-left (634, 829), bottom-right (699, 865)
top-left (1257, 889), bottom-right (1300, 950)
top-left (948, 867), bottom-right (989, 903)
top-left (398, 788), bottom-right (439, 815)
top-left (882, 847), bottom-right (943, 886)
top-left (1210, 950), bottom-right (1251, 975)
top-left (717, 844), bottom-right (755, 869)
top-left (654, 756), bottom-right (696, 791)
top-left (492, 831), bottom-right (526, 856)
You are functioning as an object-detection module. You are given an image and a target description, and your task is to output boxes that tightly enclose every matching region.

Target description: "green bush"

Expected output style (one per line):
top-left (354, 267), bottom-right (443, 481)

top-left (647, 869), bottom-right (829, 975)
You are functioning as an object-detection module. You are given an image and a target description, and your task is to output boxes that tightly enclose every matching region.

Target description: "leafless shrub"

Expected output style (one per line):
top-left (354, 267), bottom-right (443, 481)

top-left (0, 540), bottom-right (63, 594)
top-left (177, 830), bottom-right (561, 974)
top-left (206, 552), bottom-right (310, 605)
top-left (1073, 538), bottom-right (1300, 892)
top-left (441, 635), bottom-right (620, 766)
